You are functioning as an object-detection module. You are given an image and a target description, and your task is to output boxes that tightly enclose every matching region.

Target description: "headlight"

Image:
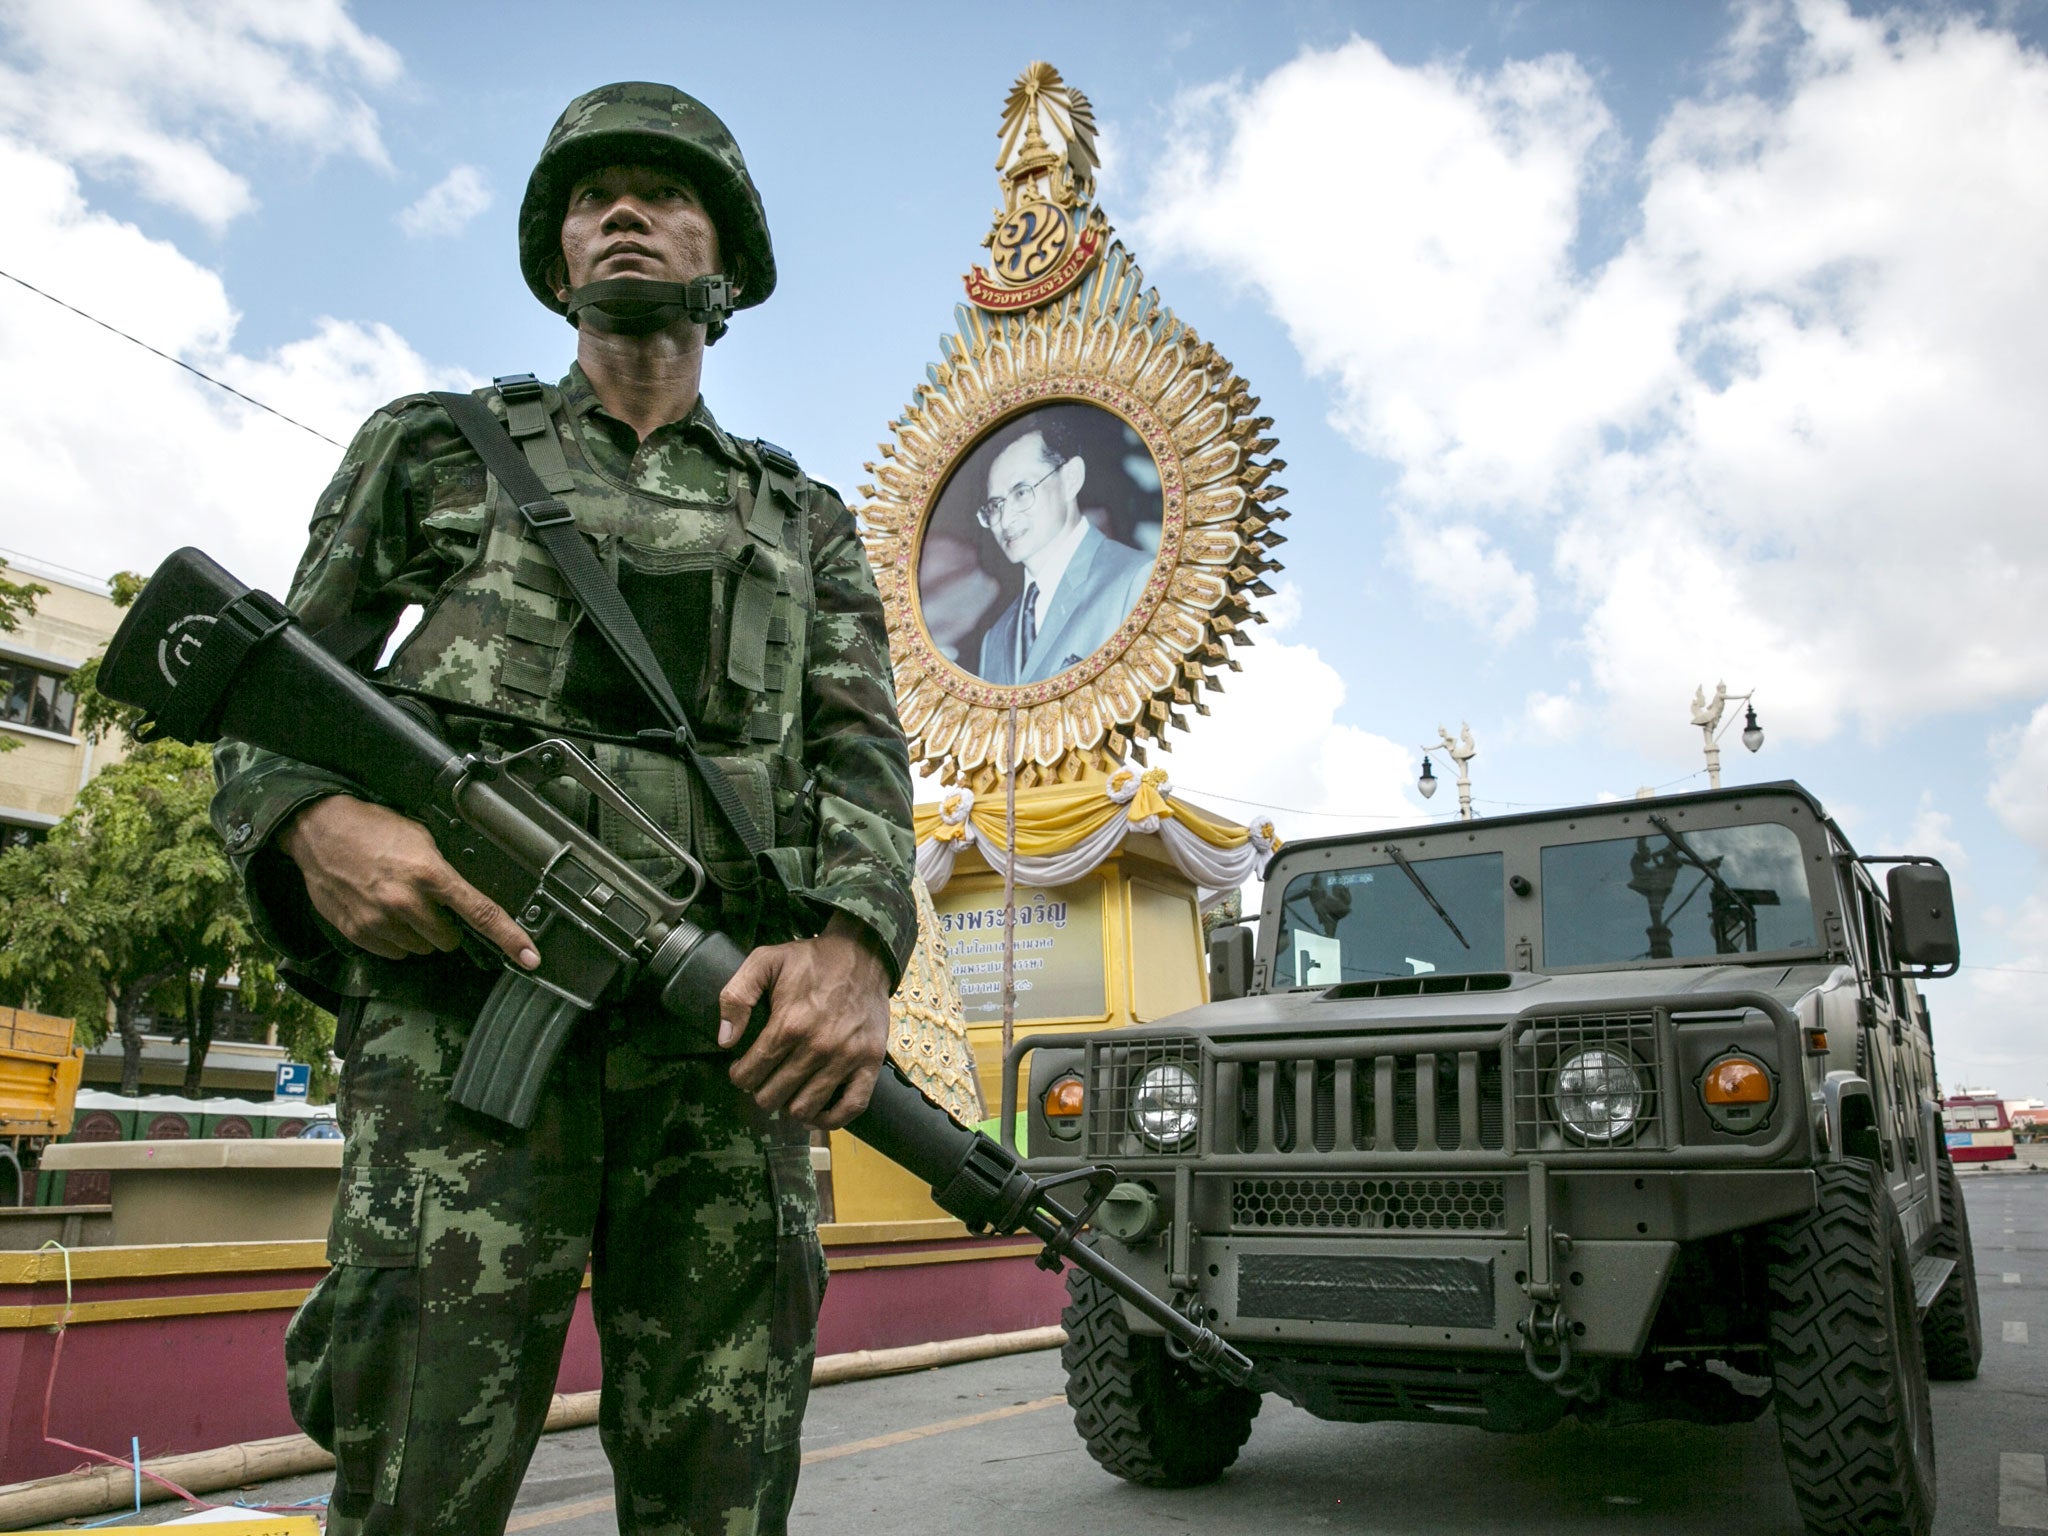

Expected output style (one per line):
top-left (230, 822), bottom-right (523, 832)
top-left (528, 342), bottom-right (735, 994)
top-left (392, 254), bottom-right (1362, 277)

top-left (1130, 1063), bottom-right (1200, 1149)
top-left (1553, 1047), bottom-right (1646, 1143)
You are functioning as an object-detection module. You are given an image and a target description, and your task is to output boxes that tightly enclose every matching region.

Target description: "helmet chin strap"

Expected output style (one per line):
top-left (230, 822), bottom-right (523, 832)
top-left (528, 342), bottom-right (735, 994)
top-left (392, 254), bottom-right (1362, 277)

top-left (565, 275), bottom-right (737, 339)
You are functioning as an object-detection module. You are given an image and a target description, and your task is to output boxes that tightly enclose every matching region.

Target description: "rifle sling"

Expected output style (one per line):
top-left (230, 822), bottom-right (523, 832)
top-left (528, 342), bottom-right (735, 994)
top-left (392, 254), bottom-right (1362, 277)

top-left (429, 388), bottom-right (776, 870)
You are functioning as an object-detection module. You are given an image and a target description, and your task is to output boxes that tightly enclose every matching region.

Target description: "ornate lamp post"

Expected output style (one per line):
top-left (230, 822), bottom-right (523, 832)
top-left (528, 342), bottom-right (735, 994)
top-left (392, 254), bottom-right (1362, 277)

top-left (1690, 682), bottom-right (1764, 789)
top-left (1418, 723), bottom-right (1478, 821)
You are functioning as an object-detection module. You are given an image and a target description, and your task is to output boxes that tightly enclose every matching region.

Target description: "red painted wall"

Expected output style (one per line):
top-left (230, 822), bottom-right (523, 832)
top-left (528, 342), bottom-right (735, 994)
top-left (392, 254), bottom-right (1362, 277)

top-left (0, 1245), bottom-right (1064, 1486)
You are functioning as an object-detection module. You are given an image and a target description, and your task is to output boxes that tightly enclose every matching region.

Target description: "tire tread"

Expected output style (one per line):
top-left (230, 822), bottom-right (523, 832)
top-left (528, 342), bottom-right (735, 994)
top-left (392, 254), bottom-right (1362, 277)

top-left (1920, 1153), bottom-right (1982, 1381)
top-left (1765, 1160), bottom-right (1936, 1536)
top-left (1060, 1266), bottom-right (1259, 1487)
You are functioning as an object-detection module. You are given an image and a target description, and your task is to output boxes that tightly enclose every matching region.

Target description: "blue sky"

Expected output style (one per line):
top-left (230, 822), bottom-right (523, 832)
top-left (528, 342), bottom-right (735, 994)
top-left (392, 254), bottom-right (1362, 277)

top-left (2, 0), bottom-right (2046, 1094)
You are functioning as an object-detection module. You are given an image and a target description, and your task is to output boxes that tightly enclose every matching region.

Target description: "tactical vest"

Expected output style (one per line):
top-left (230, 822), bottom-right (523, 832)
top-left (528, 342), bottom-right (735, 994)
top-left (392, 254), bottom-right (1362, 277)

top-left (381, 376), bottom-right (817, 926)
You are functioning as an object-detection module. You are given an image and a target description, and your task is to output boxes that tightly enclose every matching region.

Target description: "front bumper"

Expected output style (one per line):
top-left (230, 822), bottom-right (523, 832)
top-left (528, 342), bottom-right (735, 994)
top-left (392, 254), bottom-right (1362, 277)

top-left (1088, 1164), bottom-right (1816, 1358)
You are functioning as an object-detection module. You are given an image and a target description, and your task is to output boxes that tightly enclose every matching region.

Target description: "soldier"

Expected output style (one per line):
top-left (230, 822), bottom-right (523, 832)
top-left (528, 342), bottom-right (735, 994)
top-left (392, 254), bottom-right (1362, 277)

top-left (212, 83), bottom-right (916, 1534)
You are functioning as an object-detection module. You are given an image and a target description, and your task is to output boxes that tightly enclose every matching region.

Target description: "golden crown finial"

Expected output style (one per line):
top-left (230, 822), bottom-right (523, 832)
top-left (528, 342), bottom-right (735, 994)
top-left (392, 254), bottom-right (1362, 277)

top-left (996, 62), bottom-right (1099, 209)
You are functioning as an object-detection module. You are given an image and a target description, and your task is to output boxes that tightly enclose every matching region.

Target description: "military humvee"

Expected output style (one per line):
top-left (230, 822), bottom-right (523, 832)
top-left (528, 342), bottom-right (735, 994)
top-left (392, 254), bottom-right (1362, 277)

top-left (1006, 782), bottom-right (1973, 1536)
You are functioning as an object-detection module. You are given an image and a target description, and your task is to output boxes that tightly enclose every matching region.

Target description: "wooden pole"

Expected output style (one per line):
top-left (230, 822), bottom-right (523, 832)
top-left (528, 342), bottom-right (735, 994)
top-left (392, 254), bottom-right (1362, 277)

top-left (1002, 703), bottom-right (1020, 1063)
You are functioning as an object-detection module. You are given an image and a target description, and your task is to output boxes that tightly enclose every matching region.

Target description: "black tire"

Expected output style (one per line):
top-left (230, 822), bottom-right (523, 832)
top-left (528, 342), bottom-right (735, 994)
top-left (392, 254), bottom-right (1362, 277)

top-left (0, 1146), bottom-right (21, 1207)
top-left (1061, 1264), bottom-right (1260, 1487)
top-left (1766, 1159), bottom-right (1936, 1536)
top-left (1921, 1151), bottom-right (1982, 1380)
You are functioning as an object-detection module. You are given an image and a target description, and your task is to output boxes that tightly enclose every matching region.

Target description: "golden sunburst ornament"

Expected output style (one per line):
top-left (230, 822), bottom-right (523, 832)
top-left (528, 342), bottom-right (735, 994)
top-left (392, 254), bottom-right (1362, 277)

top-left (859, 64), bottom-right (1289, 794)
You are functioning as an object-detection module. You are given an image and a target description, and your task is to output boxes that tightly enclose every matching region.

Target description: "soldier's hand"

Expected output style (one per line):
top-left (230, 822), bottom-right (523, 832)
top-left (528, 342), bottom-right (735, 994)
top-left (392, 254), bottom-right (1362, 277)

top-left (278, 794), bottom-right (540, 969)
top-left (720, 912), bottom-right (890, 1129)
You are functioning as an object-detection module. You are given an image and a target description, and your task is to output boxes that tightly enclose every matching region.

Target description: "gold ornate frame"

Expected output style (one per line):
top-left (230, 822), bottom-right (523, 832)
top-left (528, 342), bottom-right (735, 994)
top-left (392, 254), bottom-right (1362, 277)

top-left (860, 240), bottom-right (1289, 793)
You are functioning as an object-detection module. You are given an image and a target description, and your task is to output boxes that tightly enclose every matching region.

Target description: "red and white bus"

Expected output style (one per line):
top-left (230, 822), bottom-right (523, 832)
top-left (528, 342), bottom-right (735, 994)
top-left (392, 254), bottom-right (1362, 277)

top-left (1943, 1093), bottom-right (2018, 1163)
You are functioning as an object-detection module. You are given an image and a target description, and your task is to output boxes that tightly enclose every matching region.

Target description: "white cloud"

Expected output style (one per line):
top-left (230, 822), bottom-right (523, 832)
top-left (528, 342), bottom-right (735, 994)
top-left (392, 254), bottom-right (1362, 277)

top-left (0, 0), bottom-right (401, 228)
top-left (1167, 586), bottom-right (1434, 846)
top-left (1522, 686), bottom-right (1585, 743)
top-left (1942, 892), bottom-right (2048, 1094)
top-left (398, 164), bottom-right (493, 239)
top-left (1906, 799), bottom-right (1967, 878)
top-left (1991, 702), bottom-right (2048, 858)
top-left (1141, 41), bottom-right (1627, 509)
top-left (0, 136), bottom-right (474, 593)
top-left (1392, 511), bottom-right (1538, 639)
top-left (1138, 1), bottom-right (2048, 750)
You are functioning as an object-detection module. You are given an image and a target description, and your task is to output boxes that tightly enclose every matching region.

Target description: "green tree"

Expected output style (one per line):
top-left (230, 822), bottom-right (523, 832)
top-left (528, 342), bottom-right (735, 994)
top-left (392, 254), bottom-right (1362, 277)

top-left (0, 740), bottom-right (226, 1091)
top-left (67, 570), bottom-right (145, 746)
top-left (0, 557), bottom-right (44, 634)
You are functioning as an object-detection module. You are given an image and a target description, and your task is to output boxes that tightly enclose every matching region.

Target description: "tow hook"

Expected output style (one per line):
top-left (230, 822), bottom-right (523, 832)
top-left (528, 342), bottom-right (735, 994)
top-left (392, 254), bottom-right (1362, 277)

top-left (1163, 1289), bottom-right (1216, 1365)
top-left (1519, 1159), bottom-right (1575, 1384)
top-left (1519, 1300), bottom-right (1575, 1383)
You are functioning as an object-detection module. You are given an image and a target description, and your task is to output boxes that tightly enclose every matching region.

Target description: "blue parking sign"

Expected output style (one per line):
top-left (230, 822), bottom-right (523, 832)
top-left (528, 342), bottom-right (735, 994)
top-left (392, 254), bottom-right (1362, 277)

top-left (275, 1062), bottom-right (311, 1099)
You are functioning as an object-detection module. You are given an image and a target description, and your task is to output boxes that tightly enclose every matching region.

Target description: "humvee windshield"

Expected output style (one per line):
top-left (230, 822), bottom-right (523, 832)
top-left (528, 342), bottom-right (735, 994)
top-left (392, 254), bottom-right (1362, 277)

top-left (1540, 820), bottom-right (1817, 966)
top-left (1274, 852), bottom-right (1506, 985)
top-left (1270, 817), bottom-right (1820, 987)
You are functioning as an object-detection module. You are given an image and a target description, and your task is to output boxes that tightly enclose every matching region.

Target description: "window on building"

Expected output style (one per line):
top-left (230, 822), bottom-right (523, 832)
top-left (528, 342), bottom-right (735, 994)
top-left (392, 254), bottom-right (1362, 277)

top-left (0, 660), bottom-right (78, 736)
top-left (0, 823), bottom-right (46, 852)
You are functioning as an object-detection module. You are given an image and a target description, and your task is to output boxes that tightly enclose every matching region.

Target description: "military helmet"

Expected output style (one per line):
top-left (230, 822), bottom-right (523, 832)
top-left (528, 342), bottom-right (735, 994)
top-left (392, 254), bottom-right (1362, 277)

top-left (518, 82), bottom-right (776, 317)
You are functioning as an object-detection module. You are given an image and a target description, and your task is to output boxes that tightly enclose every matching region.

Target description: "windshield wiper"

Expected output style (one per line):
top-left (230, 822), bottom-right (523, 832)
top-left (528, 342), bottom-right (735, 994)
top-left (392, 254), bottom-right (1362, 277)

top-left (1646, 814), bottom-right (1756, 918)
top-left (1385, 845), bottom-right (1471, 950)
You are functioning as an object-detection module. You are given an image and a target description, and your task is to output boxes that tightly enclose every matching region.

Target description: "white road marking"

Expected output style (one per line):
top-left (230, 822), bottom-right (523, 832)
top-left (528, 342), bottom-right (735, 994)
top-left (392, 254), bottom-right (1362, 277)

top-left (2005, 1272), bottom-right (2024, 1284)
top-left (2002, 1452), bottom-right (2048, 1529)
top-left (2006, 1321), bottom-right (2031, 1345)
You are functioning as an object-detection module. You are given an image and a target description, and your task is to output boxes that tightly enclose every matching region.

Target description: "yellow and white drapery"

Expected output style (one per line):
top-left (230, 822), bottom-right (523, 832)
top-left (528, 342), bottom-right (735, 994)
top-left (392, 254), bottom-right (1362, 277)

top-left (912, 766), bottom-right (1281, 895)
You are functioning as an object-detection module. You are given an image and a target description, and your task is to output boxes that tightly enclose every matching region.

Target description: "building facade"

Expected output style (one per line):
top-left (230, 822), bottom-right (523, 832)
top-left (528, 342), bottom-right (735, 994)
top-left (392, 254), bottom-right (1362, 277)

top-left (0, 552), bottom-right (126, 846)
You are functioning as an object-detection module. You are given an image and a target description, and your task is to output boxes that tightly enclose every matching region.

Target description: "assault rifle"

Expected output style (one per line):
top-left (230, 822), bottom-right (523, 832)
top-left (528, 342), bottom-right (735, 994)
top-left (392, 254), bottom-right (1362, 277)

top-left (98, 548), bottom-right (1254, 1386)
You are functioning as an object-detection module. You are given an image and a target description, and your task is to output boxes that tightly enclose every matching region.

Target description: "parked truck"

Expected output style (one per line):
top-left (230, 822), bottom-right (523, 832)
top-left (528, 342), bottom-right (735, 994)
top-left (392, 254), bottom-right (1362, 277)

top-left (1008, 781), bottom-right (1970, 1536)
top-left (0, 1005), bottom-right (84, 1204)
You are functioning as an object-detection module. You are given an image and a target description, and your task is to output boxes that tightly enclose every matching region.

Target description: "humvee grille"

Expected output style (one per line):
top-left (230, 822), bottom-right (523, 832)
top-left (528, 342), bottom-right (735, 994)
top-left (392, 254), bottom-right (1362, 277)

top-left (1219, 1051), bottom-right (1508, 1155)
top-left (1231, 1176), bottom-right (1507, 1232)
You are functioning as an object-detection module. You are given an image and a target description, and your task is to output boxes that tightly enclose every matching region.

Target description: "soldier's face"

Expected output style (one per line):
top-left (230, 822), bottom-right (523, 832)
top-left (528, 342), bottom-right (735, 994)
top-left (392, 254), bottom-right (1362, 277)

top-left (984, 434), bottom-right (1083, 567)
top-left (555, 163), bottom-right (722, 298)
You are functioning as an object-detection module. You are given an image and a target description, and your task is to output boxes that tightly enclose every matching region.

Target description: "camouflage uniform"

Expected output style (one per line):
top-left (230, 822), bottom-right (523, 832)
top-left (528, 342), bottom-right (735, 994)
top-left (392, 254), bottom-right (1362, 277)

top-left (214, 358), bottom-right (914, 1526)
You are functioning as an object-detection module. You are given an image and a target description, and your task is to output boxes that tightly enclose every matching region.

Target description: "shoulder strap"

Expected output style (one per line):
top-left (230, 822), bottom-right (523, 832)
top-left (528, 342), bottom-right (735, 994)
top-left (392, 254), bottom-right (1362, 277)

top-left (495, 373), bottom-right (576, 493)
top-left (428, 384), bottom-right (775, 867)
top-left (745, 437), bottom-right (804, 546)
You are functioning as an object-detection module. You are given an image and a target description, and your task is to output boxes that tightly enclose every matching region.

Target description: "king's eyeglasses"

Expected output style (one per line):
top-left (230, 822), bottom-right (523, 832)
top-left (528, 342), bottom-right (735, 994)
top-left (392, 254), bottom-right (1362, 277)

top-left (975, 459), bottom-right (1064, 529)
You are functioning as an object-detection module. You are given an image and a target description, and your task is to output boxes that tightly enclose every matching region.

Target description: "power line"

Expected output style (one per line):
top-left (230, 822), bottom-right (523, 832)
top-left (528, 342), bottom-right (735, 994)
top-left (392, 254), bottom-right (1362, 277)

top-left (1175, 784), bottom-right (1455, 823)
top-left (0, 265), bottom-right (345, 448)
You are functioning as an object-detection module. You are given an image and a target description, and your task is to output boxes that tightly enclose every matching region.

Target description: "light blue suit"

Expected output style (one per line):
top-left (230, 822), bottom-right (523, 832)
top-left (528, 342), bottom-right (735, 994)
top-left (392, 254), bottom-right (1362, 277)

top-left (977, 523), bottom-right (1154, 685)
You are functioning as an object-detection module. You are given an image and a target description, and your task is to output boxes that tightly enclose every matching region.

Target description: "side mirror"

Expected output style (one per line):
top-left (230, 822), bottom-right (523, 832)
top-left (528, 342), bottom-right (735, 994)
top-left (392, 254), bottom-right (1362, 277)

top-left (1209, 925), bottom-right (1254, 1001)
top-left (1887, 862), bottom-right (1960, 973)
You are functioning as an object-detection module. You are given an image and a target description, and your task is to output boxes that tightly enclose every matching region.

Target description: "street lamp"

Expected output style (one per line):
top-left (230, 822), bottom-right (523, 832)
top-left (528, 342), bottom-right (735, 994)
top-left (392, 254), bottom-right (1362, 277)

top-left (1419, 723), bottom-right (1477, 821)
top-left (1689, 683), bottom-right (1764, 789)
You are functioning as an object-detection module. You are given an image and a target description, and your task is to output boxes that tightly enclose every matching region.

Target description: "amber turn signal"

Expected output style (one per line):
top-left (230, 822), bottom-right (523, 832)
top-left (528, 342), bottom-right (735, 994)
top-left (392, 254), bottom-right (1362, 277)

top-left (1703, 1057), bottom-right (1772, 1105)
top-left (1044, 1076), bottom-right (1086, 1118)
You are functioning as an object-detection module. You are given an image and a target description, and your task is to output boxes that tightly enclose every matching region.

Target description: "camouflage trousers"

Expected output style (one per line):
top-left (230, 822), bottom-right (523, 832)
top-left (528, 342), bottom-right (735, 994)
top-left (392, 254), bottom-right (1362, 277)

top-left (286, 997), bottom-right (825, 1535)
